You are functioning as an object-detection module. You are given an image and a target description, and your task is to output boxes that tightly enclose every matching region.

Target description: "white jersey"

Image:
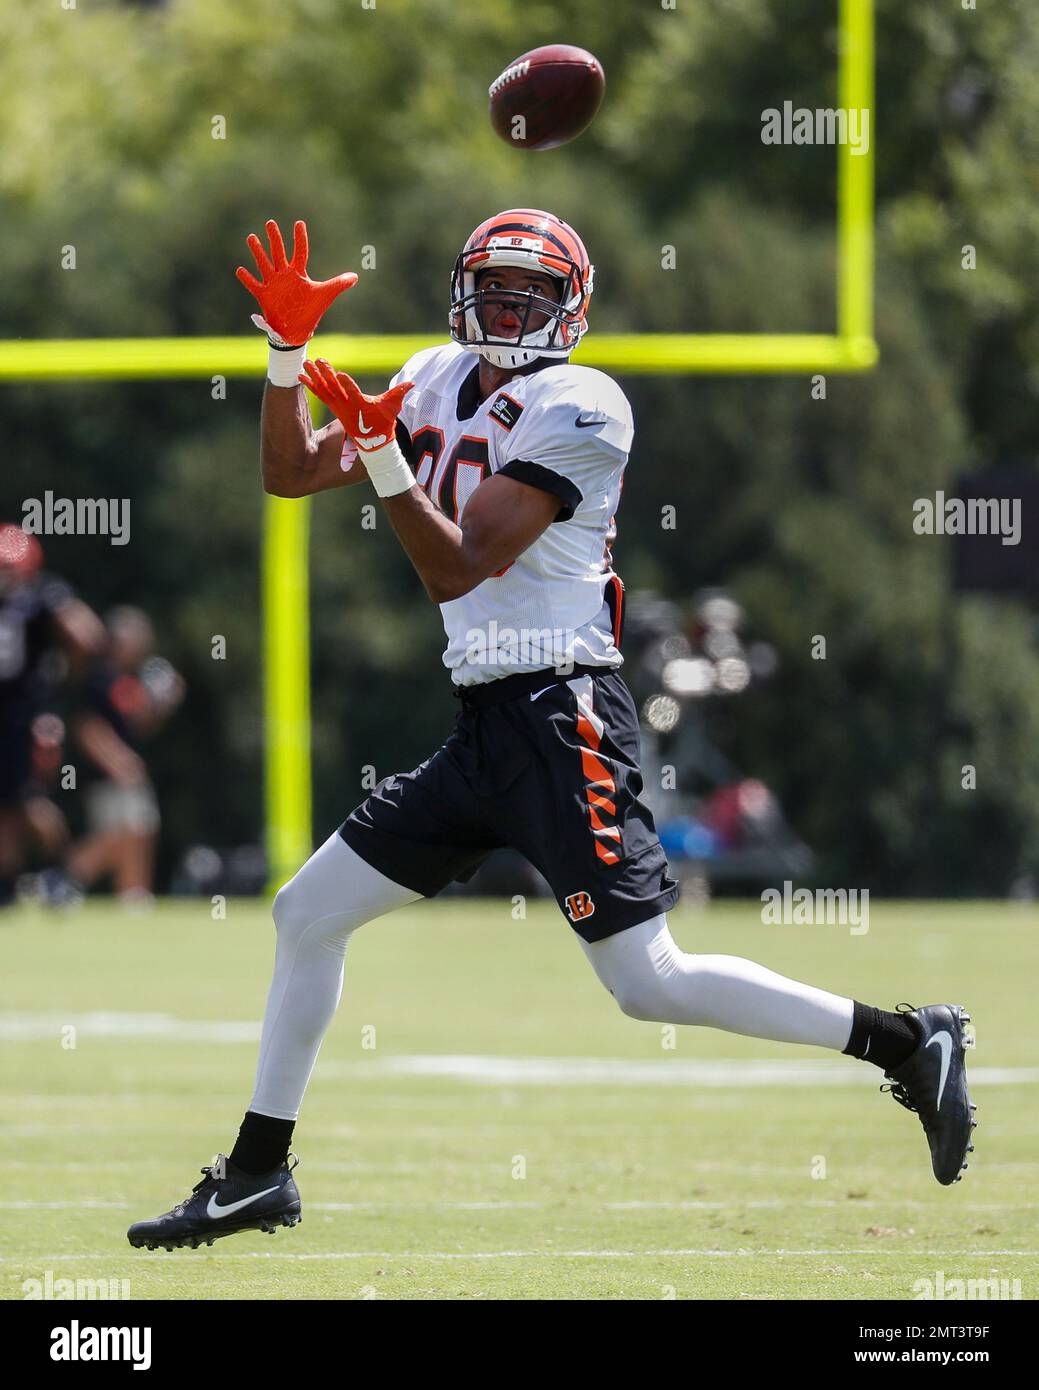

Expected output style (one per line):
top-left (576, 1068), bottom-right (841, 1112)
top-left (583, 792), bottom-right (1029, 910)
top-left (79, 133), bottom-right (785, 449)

top-left (388, 342), bottom-right (632, 687)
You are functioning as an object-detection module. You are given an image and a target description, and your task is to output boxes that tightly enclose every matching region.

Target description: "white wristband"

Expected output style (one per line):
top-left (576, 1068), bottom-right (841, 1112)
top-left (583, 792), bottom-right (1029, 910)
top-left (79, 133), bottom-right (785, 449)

top-left (358, 437), bottom-right (416, 499)
top-left (251, 312), bottom-right (308, 388)
top-left (267, 342), bottom-right (308, 388)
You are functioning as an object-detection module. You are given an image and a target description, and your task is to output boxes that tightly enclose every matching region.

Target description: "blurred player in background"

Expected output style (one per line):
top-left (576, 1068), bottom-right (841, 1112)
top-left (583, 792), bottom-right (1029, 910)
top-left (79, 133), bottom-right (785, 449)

top-left (0, 524), bottom-right (105, 909)
top-left (128, 216), bottom-right (976, 1250)
top-left (64, 606), bottom-right (185, 907)
top-left (17, 712), bottom-right (77, 904)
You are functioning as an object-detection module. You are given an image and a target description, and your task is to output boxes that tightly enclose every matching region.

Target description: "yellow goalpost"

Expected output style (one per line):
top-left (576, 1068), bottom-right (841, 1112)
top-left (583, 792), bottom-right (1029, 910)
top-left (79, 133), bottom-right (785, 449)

top-left (0, 0), bottom-right (875, 890)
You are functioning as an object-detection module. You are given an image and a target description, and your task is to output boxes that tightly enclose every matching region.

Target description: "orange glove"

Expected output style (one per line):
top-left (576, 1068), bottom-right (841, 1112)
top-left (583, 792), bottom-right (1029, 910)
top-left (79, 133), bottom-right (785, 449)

top-left (300, 358), bottom-right (416, 497)
top-left (236, 219), bottom-right (357, 347)
top-left (299, 359), bottom-right (413, 452)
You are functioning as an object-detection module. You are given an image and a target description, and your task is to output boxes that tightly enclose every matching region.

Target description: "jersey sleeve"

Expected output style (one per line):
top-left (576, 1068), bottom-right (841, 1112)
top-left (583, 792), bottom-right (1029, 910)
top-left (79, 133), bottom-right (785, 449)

top-left (497, 374), bottom-right (633, 522)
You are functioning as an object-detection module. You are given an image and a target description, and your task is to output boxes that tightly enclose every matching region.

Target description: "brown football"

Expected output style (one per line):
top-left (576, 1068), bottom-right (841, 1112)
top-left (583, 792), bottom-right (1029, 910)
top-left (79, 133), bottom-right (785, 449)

top-left (488, 44), bottom-right (605, 152)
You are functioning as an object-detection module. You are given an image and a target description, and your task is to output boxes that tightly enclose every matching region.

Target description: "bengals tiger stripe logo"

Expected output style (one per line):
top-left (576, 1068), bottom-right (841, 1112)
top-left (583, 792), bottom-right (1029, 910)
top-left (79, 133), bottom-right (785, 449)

top-left (564, 891), bottom-right (595, 922)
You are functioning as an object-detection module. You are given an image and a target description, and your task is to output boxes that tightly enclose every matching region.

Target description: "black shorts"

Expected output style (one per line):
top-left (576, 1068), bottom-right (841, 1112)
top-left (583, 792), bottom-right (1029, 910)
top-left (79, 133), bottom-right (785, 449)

top-left (339, 666), bottom-right (679, 942)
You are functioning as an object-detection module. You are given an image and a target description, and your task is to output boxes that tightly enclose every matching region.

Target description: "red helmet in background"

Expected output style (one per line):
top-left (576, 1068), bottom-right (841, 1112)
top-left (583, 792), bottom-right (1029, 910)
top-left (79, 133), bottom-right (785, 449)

top-left (450, 208), bottom-right (594, 370)
top-left (0, 524), bottom-right (44, 593)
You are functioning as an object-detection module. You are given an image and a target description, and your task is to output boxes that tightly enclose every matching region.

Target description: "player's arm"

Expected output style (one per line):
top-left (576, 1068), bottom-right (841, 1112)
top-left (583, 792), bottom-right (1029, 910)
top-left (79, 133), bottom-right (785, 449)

top-left (236, 219), bottom-right (367, 497)
top-left (379, 474), bottom-right (559, 603)
top-left (299, 358), bottom-right (560, 600)
top-left (259, 385), bottom-right (367, 498)
top-left (44, 589), bottom-right (107, 682)
top-left (72, 714), bottom-right (148, 788)
top-left (50, 597), bottom-right (106, 662)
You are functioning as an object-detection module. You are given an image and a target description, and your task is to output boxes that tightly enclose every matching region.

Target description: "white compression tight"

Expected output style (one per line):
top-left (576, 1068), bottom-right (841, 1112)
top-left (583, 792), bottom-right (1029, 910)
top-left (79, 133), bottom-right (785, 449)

top-left (250, 833), bottom-right (420, 1119)
top-left (580, 914), bottom-right (854, 1048)
top-left (250, 837), bottom-right (854, 1121)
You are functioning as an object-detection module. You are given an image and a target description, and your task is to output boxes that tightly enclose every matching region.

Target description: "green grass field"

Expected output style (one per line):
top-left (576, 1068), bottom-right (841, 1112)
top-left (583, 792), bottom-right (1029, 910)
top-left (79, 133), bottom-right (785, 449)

top-left (2, 896), bottom-right (1036, 1301)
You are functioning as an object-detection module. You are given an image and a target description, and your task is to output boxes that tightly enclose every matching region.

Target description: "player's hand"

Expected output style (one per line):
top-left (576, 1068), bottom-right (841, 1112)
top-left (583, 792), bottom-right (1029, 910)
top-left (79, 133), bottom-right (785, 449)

top-left (299, 358), bottom-right (414, 452)
top-left (236, 219), bottom-right (358, 347)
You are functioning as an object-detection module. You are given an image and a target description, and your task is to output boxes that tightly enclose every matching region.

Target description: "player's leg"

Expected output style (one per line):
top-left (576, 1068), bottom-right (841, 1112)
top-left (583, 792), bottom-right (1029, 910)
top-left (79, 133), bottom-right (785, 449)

top-left (503, 669), bottom-right (975, 1186)
top-left (0, 805), bottom-right (27, 908)
top-left (580, 913), bottom-right (976, 1183)
top-left (111, 783), bottom-right (160, 903)
top-left (112, 830), bottom-right (156, 903)
top-left (66, 829), bottom-right (119, 886)
top-left (231, 730), bottom-right (502, 1172)
top-left (66, 782), bottom-right (125, 887)
top-left (127, 833), bottom-right (420, 1249)
top-left (579, 911), bottom-right (855, 1046)
top-left (128, 721), bottom-right (501, 1249)
top-left (0, 725), bottom-right (34, 907)
top-left (245, 832), bottom-right (420, 1131)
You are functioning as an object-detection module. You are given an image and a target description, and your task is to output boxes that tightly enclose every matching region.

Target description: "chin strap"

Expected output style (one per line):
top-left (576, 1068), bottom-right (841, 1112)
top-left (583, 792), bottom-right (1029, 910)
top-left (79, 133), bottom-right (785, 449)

top-left (475, 342), bottom-right (574, 370)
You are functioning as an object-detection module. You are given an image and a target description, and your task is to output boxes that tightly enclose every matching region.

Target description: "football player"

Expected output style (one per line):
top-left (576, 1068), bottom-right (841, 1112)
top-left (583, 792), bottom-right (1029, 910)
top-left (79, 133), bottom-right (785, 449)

top-left (0, 525), bottom-right (106, 907)
top-left (127, 213), bottom-right (976, 1250)
top-left (65, 606), bottom-right (185, 906)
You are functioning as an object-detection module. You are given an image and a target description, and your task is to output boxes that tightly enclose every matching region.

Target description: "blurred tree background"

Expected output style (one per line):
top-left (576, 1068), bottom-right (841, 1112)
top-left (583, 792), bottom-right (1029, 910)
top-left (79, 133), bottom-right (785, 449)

top-left (1, 0), bottom-right (1037, 893)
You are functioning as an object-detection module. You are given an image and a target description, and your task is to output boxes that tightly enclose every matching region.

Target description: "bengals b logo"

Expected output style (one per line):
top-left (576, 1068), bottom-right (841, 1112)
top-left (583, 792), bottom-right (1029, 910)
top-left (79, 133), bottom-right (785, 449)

top-left (564, 891), bottom-right (595, 922)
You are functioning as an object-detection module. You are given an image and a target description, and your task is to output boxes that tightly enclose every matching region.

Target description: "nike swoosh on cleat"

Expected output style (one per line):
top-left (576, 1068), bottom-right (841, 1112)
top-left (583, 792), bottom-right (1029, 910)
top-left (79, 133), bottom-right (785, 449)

top-left (926, 1030), bottom-right (954, 1110)
top-left (205, 1185), bottom-right (281, 1221)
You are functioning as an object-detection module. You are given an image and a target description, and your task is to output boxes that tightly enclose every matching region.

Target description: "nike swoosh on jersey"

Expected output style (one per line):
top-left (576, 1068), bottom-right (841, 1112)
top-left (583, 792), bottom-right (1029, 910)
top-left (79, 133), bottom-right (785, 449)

top-left (574, 413), bottom-right (608, 428)
top-left (926, 1030), bottom-right (954, 1110)
top-left (205, 1185), bottom-right (281, 1221)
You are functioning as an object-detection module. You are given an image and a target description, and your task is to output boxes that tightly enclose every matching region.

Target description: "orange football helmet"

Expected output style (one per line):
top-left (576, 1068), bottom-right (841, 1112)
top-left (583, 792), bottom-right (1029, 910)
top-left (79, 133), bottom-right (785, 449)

top-left (450, 208), bottom-right (594, 369)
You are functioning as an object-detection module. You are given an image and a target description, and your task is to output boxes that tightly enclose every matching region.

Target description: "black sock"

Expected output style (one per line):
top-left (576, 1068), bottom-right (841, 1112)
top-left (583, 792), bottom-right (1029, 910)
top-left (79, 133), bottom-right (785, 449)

top-left (842, 1001), bottom-right (920, 1072)
top-left (228, 1111), bottom-right (295, 1176)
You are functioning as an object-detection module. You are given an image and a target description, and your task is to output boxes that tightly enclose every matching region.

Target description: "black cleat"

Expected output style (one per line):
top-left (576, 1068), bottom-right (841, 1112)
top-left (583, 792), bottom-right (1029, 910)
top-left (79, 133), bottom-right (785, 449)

top-left (127, 1154), bottom-right (301, 1250)
top-left (881, 1004), bottom-right (977, 1186)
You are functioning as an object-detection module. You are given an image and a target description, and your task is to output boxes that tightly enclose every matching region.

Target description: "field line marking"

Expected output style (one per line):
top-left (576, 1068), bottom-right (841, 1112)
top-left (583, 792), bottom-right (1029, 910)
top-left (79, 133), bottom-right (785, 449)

top-left (0, 1012), bottom-right (259, 1043)
top-left (327, 1055), bottom-right (1036, 1087)
top-left (2, 1016), bottom-right (1037, 1089)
